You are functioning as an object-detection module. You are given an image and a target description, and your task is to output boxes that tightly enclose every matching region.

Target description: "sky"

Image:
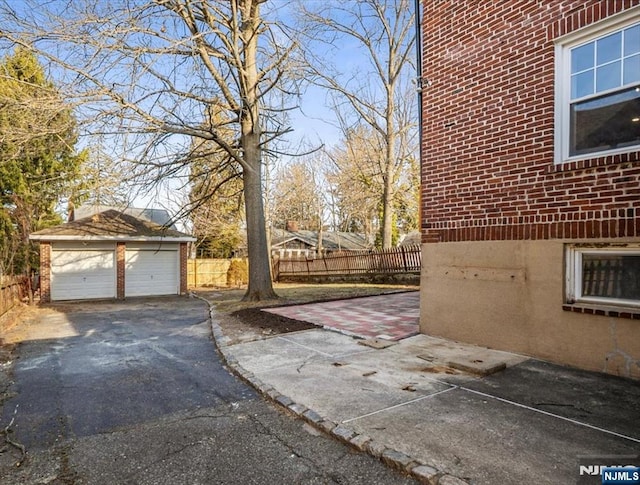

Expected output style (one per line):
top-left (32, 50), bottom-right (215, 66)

top-left (0, 0), bottom-right (419, 220)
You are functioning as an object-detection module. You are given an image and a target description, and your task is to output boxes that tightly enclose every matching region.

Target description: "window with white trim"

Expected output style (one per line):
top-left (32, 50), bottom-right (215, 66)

top-left (566, 245), bottom-right (640, 309)
top-left (555, 9), bottom-right (640, 163)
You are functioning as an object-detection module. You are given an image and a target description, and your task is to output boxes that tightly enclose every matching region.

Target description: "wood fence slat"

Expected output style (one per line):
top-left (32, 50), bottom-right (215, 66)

top-left (274, 245), bottom-right (421, 279)
top-left (187, 258), bottom-right (246, 287)
top-left (0, 276), bottom-right (29, 316)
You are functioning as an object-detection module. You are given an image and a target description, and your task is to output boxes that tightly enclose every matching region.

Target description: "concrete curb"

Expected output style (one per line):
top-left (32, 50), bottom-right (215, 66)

top-left (195, 294), bottom-right (469, 485)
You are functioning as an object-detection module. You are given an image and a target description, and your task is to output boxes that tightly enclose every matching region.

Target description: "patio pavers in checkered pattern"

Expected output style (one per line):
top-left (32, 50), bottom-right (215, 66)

top-left (263, 291), bottom-right (419, 341)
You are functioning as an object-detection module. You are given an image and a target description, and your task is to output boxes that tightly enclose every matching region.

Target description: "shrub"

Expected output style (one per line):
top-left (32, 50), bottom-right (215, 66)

top-left (226, 259), bottom-right (248, 288)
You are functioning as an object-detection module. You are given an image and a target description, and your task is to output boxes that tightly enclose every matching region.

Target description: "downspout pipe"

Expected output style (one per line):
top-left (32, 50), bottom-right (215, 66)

top-left (414, 0), bottom-right (423, 140)
top-left (413, 0), bottom-right (423, 228)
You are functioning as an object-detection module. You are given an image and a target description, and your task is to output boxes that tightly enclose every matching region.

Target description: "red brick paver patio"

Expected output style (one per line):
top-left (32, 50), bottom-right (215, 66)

top-left (262, 291), bottom-right (419, 341)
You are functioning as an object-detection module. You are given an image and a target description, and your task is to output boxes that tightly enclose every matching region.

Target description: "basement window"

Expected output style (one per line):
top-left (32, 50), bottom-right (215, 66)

top-left (566, 244), bottom-right (640, 309)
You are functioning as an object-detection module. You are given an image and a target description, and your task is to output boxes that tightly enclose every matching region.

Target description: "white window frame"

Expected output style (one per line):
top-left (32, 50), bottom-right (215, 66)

top-left (554, 6), bottom-right (640, 164)
top-left (566, 244), bottom-right (640, 309)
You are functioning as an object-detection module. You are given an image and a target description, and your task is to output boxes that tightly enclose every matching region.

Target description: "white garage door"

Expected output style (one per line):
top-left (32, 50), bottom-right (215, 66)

top-left (125, 245), bottom-right (179, 297)
top-left (51, 247), bottom-right (116, 301)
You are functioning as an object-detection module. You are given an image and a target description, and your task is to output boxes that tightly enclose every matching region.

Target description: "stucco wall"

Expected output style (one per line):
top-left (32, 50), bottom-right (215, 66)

top-left (420, 240), bottom-right (640, 379)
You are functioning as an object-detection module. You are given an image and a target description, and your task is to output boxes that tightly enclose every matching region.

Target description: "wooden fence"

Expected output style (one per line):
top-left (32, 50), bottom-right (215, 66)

top-left (1, 276), bottom-right (29, 317)
top-left (273, 245), bottom-right (422, 281)
top-left (187, 258), bottom-right (250, 287)
top-left (187, 259), bottom-right (232, 287)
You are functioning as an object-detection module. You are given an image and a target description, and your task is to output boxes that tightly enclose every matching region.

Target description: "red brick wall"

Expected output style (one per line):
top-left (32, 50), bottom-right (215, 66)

top-left (420, 0), bottom-right (640, 243)
top-left (39, 242), bottom-right (51, 303)
top-left (116, 242), bottom-right (125, 299)
top-left (180, 243), bottom-right (188, 294)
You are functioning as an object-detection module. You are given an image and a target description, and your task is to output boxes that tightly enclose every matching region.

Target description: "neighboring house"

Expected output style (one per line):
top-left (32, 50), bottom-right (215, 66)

top-left (270, 227), bottom-right (373, 259)
top-left (420, 1), bottom-right (640, 378)
top-left (30, 209), bottom-right (195, 302)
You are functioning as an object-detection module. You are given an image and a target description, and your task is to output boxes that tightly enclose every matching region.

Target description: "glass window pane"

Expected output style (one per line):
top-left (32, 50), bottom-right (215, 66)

top-left (569, 86), bottom-right (640, 156)
top-left (624, 54), bottom-right (640, 84)
top-left (597, 31), bottom-right (622, 64)
top-left (582, 254), bottom-right (640, 300)
top-left (571, 70), bottom-right (594, 99)
top-left (572, 42), bottom-right (594, 73)
top-left (596, 61), bottom-right (621, 92)
top-left (624, 24), bottom-right (640, 56)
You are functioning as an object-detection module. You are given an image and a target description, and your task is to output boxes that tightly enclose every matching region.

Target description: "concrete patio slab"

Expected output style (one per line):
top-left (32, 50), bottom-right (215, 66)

top-left (223, 335), bottom-right (321, 374)
top-left (346, 384), bottom-right (638, 484)
top-left (222, 323), bottom-right (640, 484)
top-left (227, 329), bottom-right (374, 374)
top-left (279, 329), bottom-right (373, 357)
top-left (210, 289), bottom-right (640, 484)
top-left (253, 357), bottom-right (452, 422)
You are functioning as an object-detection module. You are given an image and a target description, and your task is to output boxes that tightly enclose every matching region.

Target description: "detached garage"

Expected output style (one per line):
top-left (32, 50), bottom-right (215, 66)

top-left (30, 209), bottom-right (195, 302)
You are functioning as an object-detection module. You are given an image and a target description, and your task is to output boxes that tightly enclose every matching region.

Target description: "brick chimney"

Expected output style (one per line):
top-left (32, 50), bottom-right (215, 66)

top-left (286, 220), bottom-right (299, 232)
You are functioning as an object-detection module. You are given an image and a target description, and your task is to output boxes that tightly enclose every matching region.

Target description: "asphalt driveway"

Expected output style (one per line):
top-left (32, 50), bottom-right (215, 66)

top-left (0, 297), bottom-right (416, 484)
top-left (3, 297), bottom-right (246, 446)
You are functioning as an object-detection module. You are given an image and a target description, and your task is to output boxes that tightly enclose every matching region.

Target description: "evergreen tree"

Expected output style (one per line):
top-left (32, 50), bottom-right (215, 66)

top-left (0, 48), bottom-right (86, 279)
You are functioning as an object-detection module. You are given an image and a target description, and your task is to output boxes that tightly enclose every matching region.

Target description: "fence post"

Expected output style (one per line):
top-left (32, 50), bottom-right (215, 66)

top-left (400, 246), bottom-right (407, 272)
top-left (190, 260), bottom-right (195, 288)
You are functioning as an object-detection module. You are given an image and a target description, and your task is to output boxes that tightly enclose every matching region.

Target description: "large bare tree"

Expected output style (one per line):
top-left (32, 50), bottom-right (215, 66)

top-left (299, 0), bottom-right (417, 248)
top-left (0, 0), bottom-right (303, 300)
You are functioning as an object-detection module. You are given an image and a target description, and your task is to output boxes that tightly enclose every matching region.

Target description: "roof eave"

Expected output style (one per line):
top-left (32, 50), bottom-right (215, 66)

top-left (29, 235), bottom-right (196, 242)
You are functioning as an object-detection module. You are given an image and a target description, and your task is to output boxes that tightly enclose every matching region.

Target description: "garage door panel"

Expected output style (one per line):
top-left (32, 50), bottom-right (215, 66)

top-left (52, 250), bottom-right (113, 271)
top-left (51, 250), bottom-right (115, 301)
top-left (125, 250), bottom-right (178, 297)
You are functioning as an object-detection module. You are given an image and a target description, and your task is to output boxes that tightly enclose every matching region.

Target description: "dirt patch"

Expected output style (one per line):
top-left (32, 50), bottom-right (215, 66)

top-left (0, 303), bottom-right (31, 338)
top-left (219, 308), bottom-right (317, 344)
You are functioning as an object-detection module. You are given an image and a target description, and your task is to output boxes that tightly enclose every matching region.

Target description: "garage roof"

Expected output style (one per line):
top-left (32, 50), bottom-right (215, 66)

top-left (30, 210), bottom-right (195, 242)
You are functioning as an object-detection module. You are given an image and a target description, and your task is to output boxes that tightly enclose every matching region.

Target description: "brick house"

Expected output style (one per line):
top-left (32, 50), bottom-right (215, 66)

top-left (419, 1), bottom-right (640, 378)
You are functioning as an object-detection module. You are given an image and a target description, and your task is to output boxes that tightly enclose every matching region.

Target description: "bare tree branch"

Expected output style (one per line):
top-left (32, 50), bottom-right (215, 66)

top-left (296, 0), bottom-right (418, 248)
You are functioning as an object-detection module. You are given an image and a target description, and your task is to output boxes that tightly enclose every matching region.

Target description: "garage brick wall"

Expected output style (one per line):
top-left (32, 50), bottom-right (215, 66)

top-left (180, 243), bottom-right (188, 295)
top-left (117, 242), bottom-right (125, 299)
top-left (39, 242), bottom-right (51, 303)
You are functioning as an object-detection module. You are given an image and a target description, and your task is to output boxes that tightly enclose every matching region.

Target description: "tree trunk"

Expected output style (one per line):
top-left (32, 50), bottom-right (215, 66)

top-left (240, 0), bottom-right (277, 302)
top-left (381, 173), bottom-right (394, 249)
top-left (381, 92), bottom-right (396, 249)
top-left (242, 161), bottom-right (277, 301)
top-left (317, 207), bottom-right (323, 257)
